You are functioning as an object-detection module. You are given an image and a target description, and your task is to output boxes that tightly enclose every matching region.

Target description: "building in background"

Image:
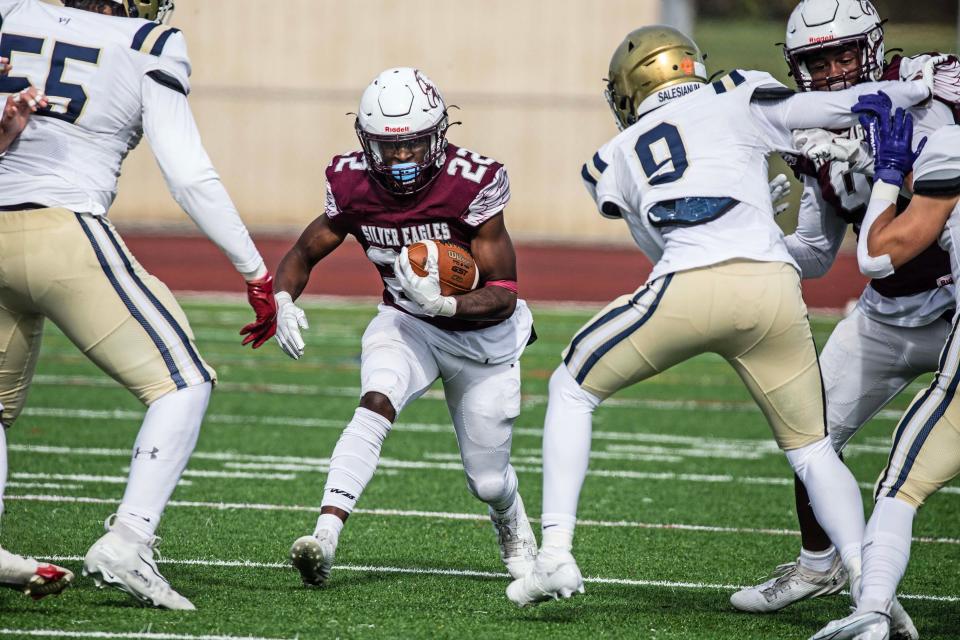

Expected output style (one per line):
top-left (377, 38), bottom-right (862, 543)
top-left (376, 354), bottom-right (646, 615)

top-left (111, 0), bottom-right (661, 244)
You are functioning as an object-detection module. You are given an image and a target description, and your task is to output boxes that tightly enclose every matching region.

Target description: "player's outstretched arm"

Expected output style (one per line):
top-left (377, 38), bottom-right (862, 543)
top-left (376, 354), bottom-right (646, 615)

top-left (272, 214), bottom-right (347, 360)
top-left (863, 189), bottom-right (958, 274)
top-left (855, 99), bottom-right (956, 275)
top-left (753, 79), bottom-right (931, 147)
top-left (140, 74), bottom-right (278, 346)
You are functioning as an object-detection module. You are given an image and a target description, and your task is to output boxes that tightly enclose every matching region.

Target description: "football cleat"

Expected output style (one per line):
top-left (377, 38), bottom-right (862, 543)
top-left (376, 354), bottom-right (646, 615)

top-left (83, 522), bottom-right (194, 610)
top-left (810, 610), bottom-right (891, 640)
top-left (730, 555), bottom-right (847, 612)
top-left (889, 598), bottom-right (919, 640)
top-left (290, 530), bottom-right (337, 587)
top-left (505, 547), bottom-right (584, 607)
top-left (490, 494), bottom-right (537, 580)
top-left (0, 545), bottom-right (74, 600)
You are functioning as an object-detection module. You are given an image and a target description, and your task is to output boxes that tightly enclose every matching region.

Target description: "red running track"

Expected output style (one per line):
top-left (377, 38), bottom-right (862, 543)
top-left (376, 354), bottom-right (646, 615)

top-left (124, 234), bottom-right (867, 309)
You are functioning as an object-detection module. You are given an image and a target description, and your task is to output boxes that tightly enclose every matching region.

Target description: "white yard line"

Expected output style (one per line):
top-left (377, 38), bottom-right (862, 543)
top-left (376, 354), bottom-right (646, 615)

top-left (36, 554), bottom-right (960, 604)
top-left (0, 631), bottom-right (290, 640)
top-left (8, 494), bottom-right (959, 546)
top-left (11, 442), bottom-right (960, 495)
top-left (24, 374), bottom-right (911, 419)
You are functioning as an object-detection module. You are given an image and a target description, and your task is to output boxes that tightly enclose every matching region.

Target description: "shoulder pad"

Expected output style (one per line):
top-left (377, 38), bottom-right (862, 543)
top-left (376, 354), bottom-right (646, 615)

top-left (913, 126), bottom-right (960, 196)
top-left (581, 151), bottom-right (608, 187)
top-left (711, 70), bottom-right (749, 95)
top-left (131, 23), bottom-right (181, 57)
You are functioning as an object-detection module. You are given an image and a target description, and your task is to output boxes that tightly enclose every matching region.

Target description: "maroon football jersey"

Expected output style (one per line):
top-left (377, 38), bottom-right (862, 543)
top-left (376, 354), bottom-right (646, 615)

top-left (325, 143), bottom-right (511, 331)
top-left (782, 57), bottom-right (954, 298)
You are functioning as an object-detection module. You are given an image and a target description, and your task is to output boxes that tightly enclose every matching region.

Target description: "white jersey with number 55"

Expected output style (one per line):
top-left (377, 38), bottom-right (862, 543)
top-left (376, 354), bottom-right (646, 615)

top-left (0, 0), bottom-right (263, 275)
top-left (0, 0), bottom-right (188, 214)
top-left (581, 69), bottom-right (932, 282)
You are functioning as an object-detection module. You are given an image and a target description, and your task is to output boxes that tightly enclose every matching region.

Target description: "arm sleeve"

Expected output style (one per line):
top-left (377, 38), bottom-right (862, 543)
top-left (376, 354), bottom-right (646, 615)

top-left (783, 178), bottom-right (848, 279)
top-left (141, 75), bottom-right (265, 278)
top-left (751, 80), bottom-right (931, 149)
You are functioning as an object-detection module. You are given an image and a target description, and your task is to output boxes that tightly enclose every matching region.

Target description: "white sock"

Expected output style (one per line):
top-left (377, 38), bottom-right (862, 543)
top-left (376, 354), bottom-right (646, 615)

top-left (540, 366), bottom-right (600, 546)
top-left (0, 425), bottom-right (6, 527)
top-left (858, 497), bottom-right (915, 614)
top-left (321, 408), bottom-right (392, 513)
top-left (314, 512), bottom-right (345, 539)
top-left (116, 382), bottom-right (211, 539)
top-left (786, 437), bottom-right (865, 576)
top-left (491, 494), bottom-right (519, 522)
top-left (799, 546), bottom-right (837, 573)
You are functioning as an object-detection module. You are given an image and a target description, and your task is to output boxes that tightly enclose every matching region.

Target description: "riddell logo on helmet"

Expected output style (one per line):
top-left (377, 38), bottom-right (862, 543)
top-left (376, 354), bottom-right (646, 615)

top-left (384, 126), bottom-right (411, 133)
top-left (808, 35), bottom-right (836, 43)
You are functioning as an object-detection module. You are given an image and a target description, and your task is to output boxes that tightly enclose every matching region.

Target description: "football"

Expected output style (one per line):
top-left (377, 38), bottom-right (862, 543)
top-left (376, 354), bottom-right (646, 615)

top-left (407, 240), bottom-right (479, 296)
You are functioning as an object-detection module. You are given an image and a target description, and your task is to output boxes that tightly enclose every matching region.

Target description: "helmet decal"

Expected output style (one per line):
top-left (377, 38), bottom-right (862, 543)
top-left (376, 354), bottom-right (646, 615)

top-left (415, 70), bottom-right (442, 110)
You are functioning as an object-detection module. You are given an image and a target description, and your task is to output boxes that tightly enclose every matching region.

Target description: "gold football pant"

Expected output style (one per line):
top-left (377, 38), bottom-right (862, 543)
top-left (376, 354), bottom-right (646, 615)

top-left (0, 207), bottom-right (215, 426)
top-left (874, 315), bottom-right (960, 508)
top-left (562, 259), bottom-right (825, 451)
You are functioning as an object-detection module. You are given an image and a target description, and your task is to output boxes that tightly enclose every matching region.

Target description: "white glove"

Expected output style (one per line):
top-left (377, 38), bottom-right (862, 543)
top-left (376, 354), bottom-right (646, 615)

top-left (793, 128), bottom-right (857, 166)
top-left (274, 291), bottom-right (309, 360)
top-left (768, 173), bottom-right (791, 217)
top-left (393, 243), bottom-right (457, 318)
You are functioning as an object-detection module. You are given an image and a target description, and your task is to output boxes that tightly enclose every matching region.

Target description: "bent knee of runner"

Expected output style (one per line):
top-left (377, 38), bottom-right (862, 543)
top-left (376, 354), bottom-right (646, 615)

top-left (466, 467), bottom-right (516, 505)
top-left (359, 391), bottom-right (397, 423)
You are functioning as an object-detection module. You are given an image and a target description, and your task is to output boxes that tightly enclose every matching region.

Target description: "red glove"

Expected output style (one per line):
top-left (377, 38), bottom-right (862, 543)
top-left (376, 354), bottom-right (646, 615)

top-left (240, 273), bottom-right (278, 348)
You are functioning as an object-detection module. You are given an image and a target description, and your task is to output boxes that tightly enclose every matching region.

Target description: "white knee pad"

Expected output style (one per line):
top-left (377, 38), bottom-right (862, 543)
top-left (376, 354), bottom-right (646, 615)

top-left (785, 436), bottom-right (835, 481)
top-left (466, 464), bottom-right (518, 508)
top-left (550, 366), bottom-right (602, 412)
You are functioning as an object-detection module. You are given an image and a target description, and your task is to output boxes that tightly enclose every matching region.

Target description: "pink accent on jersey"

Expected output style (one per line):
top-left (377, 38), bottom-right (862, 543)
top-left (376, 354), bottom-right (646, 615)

top-left (485, 279), bottom-right (518, 294)
top-left (325, 144), bottom-right (511, 332)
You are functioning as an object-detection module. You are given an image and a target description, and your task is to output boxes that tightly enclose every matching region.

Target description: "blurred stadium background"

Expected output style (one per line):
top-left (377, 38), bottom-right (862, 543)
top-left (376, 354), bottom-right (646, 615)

top-left (110, 0), bottom-right (959, 304)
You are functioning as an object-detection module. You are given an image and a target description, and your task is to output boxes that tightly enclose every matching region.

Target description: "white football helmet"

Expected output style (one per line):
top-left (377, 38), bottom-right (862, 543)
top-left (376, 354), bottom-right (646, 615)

top-left (784, 0), bottom-right (884, 91)
top-left (355, 67), bottom-right (450, 195)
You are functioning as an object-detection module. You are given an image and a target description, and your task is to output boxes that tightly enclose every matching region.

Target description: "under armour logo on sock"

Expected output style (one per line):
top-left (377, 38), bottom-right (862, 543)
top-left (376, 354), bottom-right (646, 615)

top-left (134, 447), bottom-right (160, 460)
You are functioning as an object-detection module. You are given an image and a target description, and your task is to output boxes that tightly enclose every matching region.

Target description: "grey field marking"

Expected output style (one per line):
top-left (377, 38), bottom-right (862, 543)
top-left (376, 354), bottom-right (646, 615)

top-left (33, 554), bottom-right (960, 604)
top-left (8, 494), bottom-right (960, 547)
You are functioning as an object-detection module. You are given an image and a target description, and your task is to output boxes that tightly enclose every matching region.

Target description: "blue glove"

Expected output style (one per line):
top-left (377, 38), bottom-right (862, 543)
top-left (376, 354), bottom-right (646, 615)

top-left (852, 91), bottom-right (926, 187)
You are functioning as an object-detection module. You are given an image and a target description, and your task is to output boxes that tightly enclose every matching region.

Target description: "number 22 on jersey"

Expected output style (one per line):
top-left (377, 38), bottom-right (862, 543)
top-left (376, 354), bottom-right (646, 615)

top-left (0, 33), bottom-right (101, 124)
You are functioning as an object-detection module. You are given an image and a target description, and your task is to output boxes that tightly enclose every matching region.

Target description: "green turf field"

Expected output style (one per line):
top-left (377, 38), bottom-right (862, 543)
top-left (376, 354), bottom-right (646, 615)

top-left (1, 298), bottom-right (958, 640)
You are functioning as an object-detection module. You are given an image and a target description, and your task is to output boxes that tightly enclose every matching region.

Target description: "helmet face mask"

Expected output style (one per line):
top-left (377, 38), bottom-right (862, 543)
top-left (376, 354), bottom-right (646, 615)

top-left (783, 0), bottom-right (884, 92)
top-left (355, 68), bottom-right (450, 196)
top-left (108, 0), bottom-right (175, 22)
top-left (604, 26), bottom-right (708, 131)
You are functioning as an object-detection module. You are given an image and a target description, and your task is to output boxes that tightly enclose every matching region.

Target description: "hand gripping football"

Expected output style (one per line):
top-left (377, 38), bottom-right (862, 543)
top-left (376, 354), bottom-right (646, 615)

top-left (407, 240), bottom-right (479, 296)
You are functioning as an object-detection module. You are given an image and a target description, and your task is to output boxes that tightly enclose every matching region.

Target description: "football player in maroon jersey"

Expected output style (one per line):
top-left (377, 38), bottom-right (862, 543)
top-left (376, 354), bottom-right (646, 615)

top-left (731, 1), bottom-right (957, 631)
top-left (273, 67), bottom-right (537, 588)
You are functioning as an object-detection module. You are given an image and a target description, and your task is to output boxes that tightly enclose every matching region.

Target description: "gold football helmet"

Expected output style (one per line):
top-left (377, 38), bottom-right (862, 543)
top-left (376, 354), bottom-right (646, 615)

top-left (119, 0), bottom-right (175, 22)
top-left (604, 26), bottom-right (708, 130)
